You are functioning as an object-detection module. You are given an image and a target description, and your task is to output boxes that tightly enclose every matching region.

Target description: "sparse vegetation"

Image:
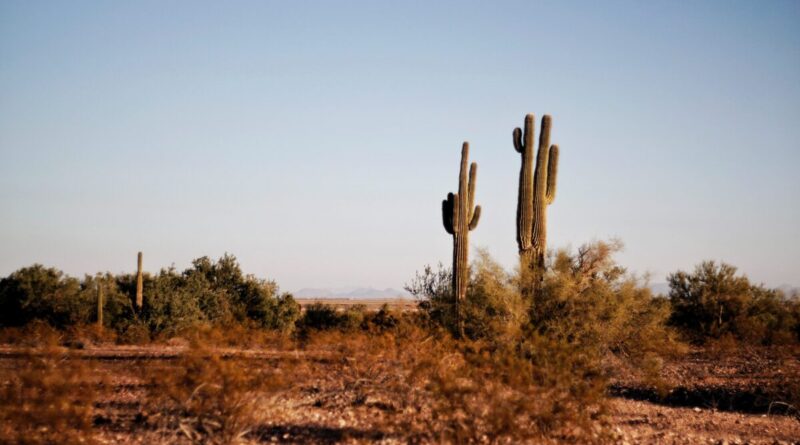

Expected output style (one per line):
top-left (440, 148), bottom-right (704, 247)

top-left (0, 245), bottom-right (798, 444)
top-left (668, 260), bottom-right (800, 345)
top-left (0, 105), bottom-right (796, 443)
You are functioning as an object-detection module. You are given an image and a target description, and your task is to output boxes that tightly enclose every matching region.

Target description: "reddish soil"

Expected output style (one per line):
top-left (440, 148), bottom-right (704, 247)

top-left (1, 344), bottom-right (797, 444)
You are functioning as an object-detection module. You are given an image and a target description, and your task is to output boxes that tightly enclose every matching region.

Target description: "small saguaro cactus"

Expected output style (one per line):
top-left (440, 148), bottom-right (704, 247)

top-left (513, 114), bottom-right (559, 291)
top-left (136, 252), bottom-right (143, 310)
top-left (96, 280), bottom-right (104, 328)
top-left (442, 142), bottom-right (481, 338)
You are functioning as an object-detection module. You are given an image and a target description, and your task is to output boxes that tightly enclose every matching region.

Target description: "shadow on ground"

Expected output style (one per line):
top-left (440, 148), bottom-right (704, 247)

top-left (610, 384), bottom-right (798, 416)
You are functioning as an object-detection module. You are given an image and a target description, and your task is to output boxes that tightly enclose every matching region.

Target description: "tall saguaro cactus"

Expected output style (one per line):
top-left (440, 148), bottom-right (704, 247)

top-left (136, 252), bottom-right (143, 310)
top-left (442, 142), bottom-right (481, 338)
top-left (513, 114), bottom-right (559, 290)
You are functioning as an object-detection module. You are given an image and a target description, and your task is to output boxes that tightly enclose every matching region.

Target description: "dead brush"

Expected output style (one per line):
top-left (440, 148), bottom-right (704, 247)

top-left (302, 330), bottom-right (417, 413)
top-left (0, 320), bottom-right (62, 348)
top-left (177, 322), bottom-right (293, 351)
top-left (301, 326), bottom-right (609, 443)
top-left (144, 339), bottom-right (291, 444)
top-left (0, 348), bottom-right (97, 445)
top-left (399, 334), bottom-right (609, 444)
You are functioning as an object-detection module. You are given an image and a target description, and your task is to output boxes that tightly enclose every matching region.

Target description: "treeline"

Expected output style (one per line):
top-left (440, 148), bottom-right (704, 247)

top-left (1, 247), bottom-right (799, 346)
top-left (0, 254), bottom-right (300, 341)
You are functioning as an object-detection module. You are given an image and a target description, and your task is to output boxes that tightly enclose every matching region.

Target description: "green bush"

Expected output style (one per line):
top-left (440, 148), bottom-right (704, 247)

top-left (465, 249), bottom-right (527, 342)
top-left (297, 302), bottom-right (343, 332)
top-left (0, 265), bottom-right (85, 329)
top-left (406, 250), bottom-right (525, 342)
top-left (532, 240), bottom-right (681, 360)
top-left (668, 261), bottom-right (799, 344)
top-left (405, 262), bottom-right (454, 331)
top-left (296, 302), bottom-right (408, 334)
top-left (0, 254), bottom-right (300, 338)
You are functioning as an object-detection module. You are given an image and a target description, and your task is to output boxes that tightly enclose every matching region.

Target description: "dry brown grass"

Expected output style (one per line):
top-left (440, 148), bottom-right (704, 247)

top-left (295, 325), bottom-right (609, 444)
top-left (0, 347), bottom-right (98, 445)
top-left (0, 327), bottom-right (796, 444)
top-left (142, 337), bottom-right (294, 444)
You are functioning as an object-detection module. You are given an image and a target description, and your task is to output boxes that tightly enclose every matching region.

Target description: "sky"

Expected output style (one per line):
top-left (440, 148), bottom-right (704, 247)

top-left (1, 0), bottom-right (798, 292)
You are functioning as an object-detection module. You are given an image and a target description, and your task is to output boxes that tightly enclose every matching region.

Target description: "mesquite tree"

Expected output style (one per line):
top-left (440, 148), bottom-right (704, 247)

top-left (442, 142), bottom-right (481, 338)
top-left (513, 114), bottom-right (559, 293)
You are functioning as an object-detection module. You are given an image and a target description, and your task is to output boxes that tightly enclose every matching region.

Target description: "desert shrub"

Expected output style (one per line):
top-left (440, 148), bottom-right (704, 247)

top-left (0, 265), bottom-right (86, 328)
top-left (180, 322), bottom-right (294, 349)
top-left (144, 341), bottom-right (288, 444)
top-left (340, 303), bottom-right (368, 330)
top-left (0, 319), bottom-right (62, 347)
top-left (306, 326), bottom-right (608, 443)
top-left (531, 240), bottom-right (682, 361)
top-left (364, 303), bottom-right (400, 332)
top-left (244, 287), bottom-right (301, 331)
top-left (464, 249), bottom-right (527, 342)
top-left (296, 302), bottom-right (411, 337)
top-left (117, 320), bottom-right (152, 344)
top-left (135, 255), bottom-right (300, 335)
top-left (668, 261), bottom-right (799, 344)
top-left (0, 350), bottom-right (98, 445)
top-left (0, 254), bottom-right (299, 338)
top-left (297, 302), bottom-right (342, 332)
top-left (138, 266), bottom-right (206, 336)
top-left (405, 262), bottom-right (454, 330)
top-left (406, 250), bottom-right (526, 342)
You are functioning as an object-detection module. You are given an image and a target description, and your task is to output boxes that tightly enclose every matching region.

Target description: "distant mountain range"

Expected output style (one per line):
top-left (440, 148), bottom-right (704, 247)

top-left (292, 287), bottom-right (412, 299)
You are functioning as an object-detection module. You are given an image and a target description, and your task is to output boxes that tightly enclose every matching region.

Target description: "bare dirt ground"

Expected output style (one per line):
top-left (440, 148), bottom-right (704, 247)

top-left (1, 343), bottom-right (797, 444)
top-left (295, 299), bottom-right (417, 312)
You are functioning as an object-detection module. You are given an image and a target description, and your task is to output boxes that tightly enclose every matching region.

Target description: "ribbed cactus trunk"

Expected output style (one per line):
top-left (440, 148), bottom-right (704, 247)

top-left (136, 252), bottom-right (143, 310)
top-left (96, 280), bottom-right (103, 328)
top-left (514, 114), bottom-right (559, 294)
top-left (442, 142), bottom-right (481, 338)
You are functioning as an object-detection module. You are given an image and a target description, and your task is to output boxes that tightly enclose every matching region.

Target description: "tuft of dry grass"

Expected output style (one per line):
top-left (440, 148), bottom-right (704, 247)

top-left (143, 339), bottom-right (291, 444)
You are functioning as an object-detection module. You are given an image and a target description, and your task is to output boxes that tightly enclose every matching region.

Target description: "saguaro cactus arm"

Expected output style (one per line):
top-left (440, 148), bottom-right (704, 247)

top-left (469, 205), bottom-right (481, 230)
top-left (442, 193), bottom-right (455, 234)
top-left (546, 145), bottom-right (559, 203)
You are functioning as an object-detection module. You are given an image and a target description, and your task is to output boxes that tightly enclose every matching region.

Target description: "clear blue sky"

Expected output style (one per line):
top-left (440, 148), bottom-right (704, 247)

top-left (1, 0), bottom-right (798, 292)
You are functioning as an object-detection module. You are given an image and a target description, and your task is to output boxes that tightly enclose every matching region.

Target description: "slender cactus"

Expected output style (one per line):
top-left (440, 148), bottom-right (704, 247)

top-left (136, 252), bottom-right (143, 310)
top-left (96, 280), bottom-right (104, 328)
top-left (513, 114), bottom-right (559, 291)
top-left (442, 142), bottom-right (481, 338)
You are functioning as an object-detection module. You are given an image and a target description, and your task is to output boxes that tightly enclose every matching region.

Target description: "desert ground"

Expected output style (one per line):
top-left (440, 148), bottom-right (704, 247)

top-left (1, 336), bottom-right (797, 444)
top-left (295, 299), bottom-right (417, 312)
